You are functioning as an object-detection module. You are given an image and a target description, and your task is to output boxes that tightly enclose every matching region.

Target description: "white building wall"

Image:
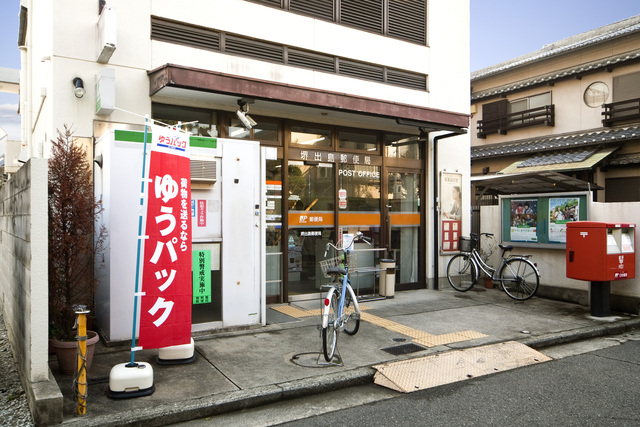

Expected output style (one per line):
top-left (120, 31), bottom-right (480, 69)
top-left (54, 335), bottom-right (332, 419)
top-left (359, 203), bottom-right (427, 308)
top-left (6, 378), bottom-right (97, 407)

top-left (22, 0), bottom-right (470, 157)
top-left (428, 0), bottom-right (470, 114)
top-left (21, 0), bottom-right (471, 311)
top-left (427, 0), bottom-right (471, 280)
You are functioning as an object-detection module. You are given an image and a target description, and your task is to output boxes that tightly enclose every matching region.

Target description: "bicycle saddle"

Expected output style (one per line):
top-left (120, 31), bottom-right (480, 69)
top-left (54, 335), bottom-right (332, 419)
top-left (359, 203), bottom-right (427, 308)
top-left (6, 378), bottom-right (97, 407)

top-left (499, 244), bottom-right (513, 251)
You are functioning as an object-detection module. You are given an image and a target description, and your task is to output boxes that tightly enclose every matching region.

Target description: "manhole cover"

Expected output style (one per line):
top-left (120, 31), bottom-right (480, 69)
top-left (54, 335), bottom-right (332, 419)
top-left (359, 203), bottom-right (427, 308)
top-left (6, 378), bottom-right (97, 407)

top-left (290, 352), bottom-right (342, 367)
top-left (381, 343), bottom-right (426, 356)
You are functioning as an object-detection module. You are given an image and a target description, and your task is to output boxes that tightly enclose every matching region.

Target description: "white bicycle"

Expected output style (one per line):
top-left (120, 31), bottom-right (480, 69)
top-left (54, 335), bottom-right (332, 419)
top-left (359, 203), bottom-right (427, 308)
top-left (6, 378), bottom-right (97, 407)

top-left (319, 232), bottom-right (371, 362)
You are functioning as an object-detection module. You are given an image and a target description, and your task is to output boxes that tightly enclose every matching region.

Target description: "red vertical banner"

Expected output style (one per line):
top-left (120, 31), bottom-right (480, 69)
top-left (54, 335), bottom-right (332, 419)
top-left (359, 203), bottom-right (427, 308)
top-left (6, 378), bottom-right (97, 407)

top-left (139, 125), bottom-right (192, 349)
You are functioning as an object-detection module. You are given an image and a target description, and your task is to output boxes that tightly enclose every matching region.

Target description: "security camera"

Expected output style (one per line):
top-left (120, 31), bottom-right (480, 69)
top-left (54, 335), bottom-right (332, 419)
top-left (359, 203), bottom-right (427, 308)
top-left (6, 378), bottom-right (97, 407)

top-left (236, 109), bottom-right (257, 130)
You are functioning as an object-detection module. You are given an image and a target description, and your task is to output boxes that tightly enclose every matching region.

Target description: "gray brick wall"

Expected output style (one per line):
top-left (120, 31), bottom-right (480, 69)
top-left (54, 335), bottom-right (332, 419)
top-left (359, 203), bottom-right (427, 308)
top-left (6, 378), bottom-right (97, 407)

top-left (0, 158), bottom-right (62, 425)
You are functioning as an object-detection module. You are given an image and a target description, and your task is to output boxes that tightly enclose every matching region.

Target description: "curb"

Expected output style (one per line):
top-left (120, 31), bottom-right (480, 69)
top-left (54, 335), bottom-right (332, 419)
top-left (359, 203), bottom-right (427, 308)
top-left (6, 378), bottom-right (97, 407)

top-left (63, 367), bottom-right (376, 426)
top-left (64, 317), bottom-right (640, 426)
top-left (521, 316), bottom-right (640, 349)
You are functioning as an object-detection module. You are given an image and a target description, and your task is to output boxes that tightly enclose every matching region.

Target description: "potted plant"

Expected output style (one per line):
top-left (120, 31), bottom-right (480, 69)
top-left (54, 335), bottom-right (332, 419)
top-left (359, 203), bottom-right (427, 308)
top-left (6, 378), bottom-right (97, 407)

top-left (48, 125), bottom-right (107, 375)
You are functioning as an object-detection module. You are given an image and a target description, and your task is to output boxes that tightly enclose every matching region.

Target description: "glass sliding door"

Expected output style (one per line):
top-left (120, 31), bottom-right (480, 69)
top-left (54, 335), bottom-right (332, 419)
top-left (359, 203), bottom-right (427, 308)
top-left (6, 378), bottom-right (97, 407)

top-left (337, 164), bottom-right (381, 295)
top-left (265, 159), bottom-right (283, 303)
top-left (287, 161), bottom-right (335, 299)
top-left (387, 171), bottom-right (422, 285)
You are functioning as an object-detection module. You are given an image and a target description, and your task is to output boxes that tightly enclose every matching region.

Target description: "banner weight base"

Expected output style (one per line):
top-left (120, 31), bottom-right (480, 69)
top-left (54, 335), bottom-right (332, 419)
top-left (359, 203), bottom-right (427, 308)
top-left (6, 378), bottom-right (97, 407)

top-left (107, 362), bottom-right (155, 399)
top-left (157, 338), bottom-right (196, 365)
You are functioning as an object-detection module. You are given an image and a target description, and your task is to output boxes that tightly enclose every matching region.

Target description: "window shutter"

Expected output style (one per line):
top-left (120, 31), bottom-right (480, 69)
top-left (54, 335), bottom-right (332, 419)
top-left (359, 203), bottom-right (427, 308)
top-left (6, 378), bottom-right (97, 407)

top-left (245, 0), bottom-right (283, 7)
top-left (287, 49), bottom-right (336, 73)
top-left (338, 59), bottom-right (384, 82)
top-left (387, 69), bottom-right (427, 90)
top-left (340, 0), bottom-right (383, 33)
top-left (151, 17), bottom-right (220, 51)
top-left (388, 0), bottom-right (426, 44)
top-left (481, 100), bottom-right (508, 134)
top-left (482, 100), bottom-right (508, 120)
top-left (290, 0), bottom-right (334, 21)
top-left (613, 72), bottom-right (640, 102)
top-left (224, 35), bottom-right (284, 63)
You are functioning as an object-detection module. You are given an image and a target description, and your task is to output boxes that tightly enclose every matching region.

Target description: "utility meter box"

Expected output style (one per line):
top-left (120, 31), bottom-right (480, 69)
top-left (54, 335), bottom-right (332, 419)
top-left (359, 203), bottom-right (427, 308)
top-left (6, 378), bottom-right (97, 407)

top-left (566, 221), bottom-right (635, 281)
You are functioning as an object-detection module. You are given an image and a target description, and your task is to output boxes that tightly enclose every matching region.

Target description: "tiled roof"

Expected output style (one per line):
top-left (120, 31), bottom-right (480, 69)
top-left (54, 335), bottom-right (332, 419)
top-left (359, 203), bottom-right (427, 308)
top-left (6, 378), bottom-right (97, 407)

top-left (471, 15), bottom-right (640, 80)
top-left (471, 50), bottom-right (640, 101)
top-left (499, 146), bottom-right (618, 175)
top-left (605, 152), bottom-right (640, 166)
top-left (518, 147), bottom-right (598, 167)
top-left (471, 125), bottom-right (640, 160)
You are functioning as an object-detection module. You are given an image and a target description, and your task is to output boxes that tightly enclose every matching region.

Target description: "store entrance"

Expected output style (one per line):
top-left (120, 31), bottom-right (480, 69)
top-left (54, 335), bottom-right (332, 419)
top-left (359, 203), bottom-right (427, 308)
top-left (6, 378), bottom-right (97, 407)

top-left (386, 170), bottom-right (423, 287)
top-left (287, 161), bottom-right (335, 300)
top-left (285, 162), bottom-right (424, 301)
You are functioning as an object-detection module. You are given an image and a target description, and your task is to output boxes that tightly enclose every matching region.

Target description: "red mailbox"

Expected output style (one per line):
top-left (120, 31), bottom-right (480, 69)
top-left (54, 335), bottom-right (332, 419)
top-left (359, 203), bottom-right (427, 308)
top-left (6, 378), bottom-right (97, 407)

top-left (566, 221), bottom-right (635, 281)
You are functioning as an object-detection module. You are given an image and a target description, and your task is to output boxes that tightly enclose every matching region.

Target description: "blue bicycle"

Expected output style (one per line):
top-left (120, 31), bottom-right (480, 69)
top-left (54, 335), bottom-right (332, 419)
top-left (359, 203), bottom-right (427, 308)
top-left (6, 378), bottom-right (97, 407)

top-left (320, 231), bottom-right (371, 362)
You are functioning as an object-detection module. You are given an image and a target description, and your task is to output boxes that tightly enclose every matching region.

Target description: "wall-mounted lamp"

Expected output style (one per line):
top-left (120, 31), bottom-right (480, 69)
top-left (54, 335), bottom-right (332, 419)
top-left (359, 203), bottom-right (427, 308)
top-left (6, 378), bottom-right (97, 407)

top-left (236, 98), bottom-right (257, 130)
top-left (73, 77), bottom-right (86, 98)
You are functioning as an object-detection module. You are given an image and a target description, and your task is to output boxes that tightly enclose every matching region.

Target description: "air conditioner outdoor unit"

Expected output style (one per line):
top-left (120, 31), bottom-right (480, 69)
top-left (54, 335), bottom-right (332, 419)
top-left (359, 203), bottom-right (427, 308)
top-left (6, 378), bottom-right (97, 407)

top-left (190, 159), bottom-right (218, 183)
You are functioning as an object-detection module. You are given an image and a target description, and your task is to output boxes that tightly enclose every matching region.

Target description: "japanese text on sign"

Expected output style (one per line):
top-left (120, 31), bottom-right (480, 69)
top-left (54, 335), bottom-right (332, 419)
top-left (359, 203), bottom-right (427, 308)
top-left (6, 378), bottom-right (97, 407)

top-left (192, 250), bottom-right (212, 304)
top-left (139, 125), bottom-right (192, 349)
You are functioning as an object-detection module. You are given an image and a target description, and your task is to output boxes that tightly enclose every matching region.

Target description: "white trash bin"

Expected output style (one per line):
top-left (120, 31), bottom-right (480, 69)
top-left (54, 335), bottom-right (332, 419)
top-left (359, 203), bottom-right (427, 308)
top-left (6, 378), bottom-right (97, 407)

top-left (379, 259), bottom-right (396, 297)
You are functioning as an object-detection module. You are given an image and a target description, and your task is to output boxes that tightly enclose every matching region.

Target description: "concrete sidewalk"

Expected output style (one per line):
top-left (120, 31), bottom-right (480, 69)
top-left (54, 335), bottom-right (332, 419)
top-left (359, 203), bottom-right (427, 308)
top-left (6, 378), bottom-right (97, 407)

top-left (50, 287), bottom-right (640, 426)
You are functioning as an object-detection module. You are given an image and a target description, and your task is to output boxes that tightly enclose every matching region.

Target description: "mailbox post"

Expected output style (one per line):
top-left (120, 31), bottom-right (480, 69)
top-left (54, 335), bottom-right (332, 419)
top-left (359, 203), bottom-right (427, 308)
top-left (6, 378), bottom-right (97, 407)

top-left (566, 222), bottom-right (635, 316)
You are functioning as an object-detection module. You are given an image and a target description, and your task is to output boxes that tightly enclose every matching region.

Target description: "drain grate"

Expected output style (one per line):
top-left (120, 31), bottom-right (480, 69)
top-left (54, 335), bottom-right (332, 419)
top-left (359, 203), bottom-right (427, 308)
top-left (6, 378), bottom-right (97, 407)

top-left (381, 343), bottom-right (426, 356)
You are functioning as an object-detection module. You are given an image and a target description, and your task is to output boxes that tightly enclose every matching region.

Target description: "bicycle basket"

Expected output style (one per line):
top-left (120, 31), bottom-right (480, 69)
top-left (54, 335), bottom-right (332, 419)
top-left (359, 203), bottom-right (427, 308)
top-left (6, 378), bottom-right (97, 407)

top-left (459, 236), bottom-right (474, 252)
top-left (319, 253), bottom-right (357, 278)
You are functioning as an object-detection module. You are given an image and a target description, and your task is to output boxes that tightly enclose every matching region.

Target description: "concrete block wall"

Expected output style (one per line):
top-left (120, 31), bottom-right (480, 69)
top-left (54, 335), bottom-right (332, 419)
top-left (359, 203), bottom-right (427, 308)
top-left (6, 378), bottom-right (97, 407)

top-left (0, 158), bottom-right (62, 426)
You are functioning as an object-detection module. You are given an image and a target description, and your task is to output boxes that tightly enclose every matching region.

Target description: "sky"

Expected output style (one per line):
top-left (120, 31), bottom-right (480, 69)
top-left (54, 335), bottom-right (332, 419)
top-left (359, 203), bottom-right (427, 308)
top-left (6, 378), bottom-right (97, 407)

top-left (1, 1), bottom-right (639, 142)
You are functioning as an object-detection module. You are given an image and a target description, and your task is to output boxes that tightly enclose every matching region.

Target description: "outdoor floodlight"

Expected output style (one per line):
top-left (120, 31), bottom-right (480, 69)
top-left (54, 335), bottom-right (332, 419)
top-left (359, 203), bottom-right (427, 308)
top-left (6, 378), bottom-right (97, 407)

top-left (73, 77), bottom-right (86, 98)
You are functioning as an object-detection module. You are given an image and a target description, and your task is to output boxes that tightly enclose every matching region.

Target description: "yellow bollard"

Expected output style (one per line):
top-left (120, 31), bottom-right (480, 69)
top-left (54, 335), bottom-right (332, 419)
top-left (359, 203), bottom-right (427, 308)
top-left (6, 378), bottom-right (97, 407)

top-left (75, 305), bottom-right (90, 415)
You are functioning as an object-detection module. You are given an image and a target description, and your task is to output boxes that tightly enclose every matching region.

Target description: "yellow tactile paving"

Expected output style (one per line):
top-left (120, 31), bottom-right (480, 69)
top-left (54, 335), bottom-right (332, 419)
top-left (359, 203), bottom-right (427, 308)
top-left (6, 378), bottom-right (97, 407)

top-left (414, 330), bottom-right (488, 347)
top-left (373, 341), bottom-right (551, 393)
top-left (270, 303), bottom-right (488, 347)
top-left (271, 304), bottom-right (370, 318)
top-left (271, 305), bottom-right (318, 318)
top-left (360, 312), bottom-right (487, 348)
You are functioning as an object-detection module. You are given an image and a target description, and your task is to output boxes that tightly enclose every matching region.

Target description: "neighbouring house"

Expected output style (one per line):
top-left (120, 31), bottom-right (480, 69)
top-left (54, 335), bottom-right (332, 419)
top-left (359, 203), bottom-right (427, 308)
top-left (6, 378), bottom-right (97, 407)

top-left (469, 15), bottom-right (640, 314)
top-left (470, 14), bottom-right (640, 204)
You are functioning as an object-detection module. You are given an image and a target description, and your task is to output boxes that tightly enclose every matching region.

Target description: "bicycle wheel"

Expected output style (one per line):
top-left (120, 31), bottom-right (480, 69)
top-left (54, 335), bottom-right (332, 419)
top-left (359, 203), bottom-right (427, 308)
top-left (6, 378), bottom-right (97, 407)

top-left (322, 290), bottom-right (339, 362)
top-left (343, 283), bottom-right (360, 336)
top-left (447, 254), bottom-right (477, 291)
top-left (499, 258), bottom-right (539, 301)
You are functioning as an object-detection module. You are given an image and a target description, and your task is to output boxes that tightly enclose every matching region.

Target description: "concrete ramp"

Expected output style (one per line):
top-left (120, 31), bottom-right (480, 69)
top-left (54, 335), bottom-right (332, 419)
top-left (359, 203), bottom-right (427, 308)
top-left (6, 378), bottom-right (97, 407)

top-left (373, 341), bottom-right (551, 393)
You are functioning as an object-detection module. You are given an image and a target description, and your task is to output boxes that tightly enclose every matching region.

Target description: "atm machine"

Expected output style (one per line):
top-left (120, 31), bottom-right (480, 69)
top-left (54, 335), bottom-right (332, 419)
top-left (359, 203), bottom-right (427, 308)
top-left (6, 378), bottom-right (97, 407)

top-left (94, 129), bottom-right (264, 342)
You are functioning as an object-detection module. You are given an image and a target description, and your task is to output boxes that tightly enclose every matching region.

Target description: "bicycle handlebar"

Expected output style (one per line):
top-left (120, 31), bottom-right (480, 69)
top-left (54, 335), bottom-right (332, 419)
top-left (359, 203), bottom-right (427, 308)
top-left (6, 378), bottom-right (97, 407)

top-left (324, 231), bottom-right (372, 256)
top-left (470, 232), bottom-right (494, 240)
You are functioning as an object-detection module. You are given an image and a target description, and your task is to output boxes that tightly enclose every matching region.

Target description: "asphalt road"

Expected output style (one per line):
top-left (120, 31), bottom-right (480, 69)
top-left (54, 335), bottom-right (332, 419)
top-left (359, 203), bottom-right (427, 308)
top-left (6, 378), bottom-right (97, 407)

top-left (177, 331), bottom-right (640, 426)
top-left (282, 335), bottom-right (640, 426)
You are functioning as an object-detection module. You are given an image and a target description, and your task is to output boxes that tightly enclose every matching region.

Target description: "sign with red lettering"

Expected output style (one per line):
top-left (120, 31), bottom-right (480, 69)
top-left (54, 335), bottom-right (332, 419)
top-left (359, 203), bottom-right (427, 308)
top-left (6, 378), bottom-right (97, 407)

top-left (139, 125), bottom-right (192, 349)
top-left (197, 200), bottom-right (206, 227)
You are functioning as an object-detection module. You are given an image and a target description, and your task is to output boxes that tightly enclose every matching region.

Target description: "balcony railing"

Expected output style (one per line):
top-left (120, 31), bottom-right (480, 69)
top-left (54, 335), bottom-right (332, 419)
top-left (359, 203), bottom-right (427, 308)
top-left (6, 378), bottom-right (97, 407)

top-left (477, 105), bottom-right (555, 138)
top-left (602, 97), bottom-right (640, 127)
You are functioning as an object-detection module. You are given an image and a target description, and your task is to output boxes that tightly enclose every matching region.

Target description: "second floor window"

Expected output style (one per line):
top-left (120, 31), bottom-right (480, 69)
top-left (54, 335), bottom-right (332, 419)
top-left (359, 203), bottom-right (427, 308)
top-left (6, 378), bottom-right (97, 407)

top-left (478, 92), bottom-right (554, 138)
top-left (509, 92), bottom-right (551, 116)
